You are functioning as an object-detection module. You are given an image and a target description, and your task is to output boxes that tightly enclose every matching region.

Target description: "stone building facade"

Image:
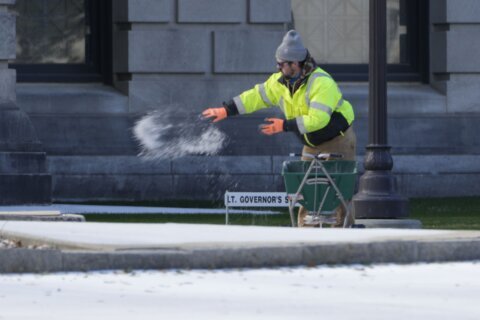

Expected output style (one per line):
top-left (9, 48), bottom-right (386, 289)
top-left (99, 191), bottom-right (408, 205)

top-left (1, 0), bottom-right (479, 203)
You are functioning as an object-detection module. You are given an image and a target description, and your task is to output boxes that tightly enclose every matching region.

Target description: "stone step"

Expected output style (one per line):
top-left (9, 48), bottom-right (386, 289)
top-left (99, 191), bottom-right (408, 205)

top-left (0, 174), bottom-right (51, 205)
top-left (27, 112), bottom-right (480, 156)
top-left (45, 155), bottom-right (480, 201)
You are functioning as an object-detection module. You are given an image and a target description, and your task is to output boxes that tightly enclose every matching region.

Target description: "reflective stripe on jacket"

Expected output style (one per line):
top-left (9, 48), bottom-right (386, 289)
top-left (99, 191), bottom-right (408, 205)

top-left (233, 67), bottom-right (354, 146)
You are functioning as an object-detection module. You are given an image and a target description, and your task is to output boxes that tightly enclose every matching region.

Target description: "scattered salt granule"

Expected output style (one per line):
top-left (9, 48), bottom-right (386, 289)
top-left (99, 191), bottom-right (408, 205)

top-left (133, 109), bottom-right (227, 160)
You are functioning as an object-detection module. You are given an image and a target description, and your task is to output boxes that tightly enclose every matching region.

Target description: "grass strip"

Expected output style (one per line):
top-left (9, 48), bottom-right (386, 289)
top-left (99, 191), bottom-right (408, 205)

top-left (82, 197), bottom-right (480, 230)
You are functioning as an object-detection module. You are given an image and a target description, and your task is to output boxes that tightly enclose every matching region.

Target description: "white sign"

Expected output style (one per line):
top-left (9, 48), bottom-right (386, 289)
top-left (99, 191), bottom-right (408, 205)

top-left (224, 192), bottom-right (293, 208)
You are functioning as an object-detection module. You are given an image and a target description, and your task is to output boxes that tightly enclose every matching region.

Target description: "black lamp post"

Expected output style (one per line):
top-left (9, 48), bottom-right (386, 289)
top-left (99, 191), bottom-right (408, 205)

top-left (352, 0), bottom-right (408, 218)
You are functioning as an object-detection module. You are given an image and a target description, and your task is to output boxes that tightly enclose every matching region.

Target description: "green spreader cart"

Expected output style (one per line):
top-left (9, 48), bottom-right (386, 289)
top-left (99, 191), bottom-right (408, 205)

top-left (282, 153), bottom-right (357, 228)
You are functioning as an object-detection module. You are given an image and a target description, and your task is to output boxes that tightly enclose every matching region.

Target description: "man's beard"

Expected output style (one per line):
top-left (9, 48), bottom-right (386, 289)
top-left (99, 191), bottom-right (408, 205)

top-left (283, 72), bottom-right (295, 80)
top-left (284, 72), bottom-right (300, 81)
top-left (283, 69), bottom-right (301, 80)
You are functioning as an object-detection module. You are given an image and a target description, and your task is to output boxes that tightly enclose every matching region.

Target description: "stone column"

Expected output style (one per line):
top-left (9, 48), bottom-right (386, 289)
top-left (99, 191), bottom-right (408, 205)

top-left (0, 0), bottom-right (51, 204)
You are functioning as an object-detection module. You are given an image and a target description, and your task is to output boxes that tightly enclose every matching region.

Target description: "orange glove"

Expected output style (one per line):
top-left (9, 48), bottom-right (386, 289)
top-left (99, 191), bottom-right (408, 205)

top-left (260, 118), bottom-right (284, 135)
top-left (202, 107), bottom-right (228, 123)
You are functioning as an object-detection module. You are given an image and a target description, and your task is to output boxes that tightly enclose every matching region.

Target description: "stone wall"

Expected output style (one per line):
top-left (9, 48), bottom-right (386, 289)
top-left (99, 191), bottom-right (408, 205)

top-left (430, 0), bottom-right (480, 112)
top-left (14, 0), bottom-right (480, 202)
top-left (112, 0), bottom-right (291, 112)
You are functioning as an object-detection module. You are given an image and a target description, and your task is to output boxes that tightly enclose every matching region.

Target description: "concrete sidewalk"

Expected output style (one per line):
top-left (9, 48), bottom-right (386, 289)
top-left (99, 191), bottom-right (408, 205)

top-left (0, 204), bottom-right (275, 215)
top-left (1, 221), bottom-right (480, 273)
top-left (0, 204), bottom-right (276, 223)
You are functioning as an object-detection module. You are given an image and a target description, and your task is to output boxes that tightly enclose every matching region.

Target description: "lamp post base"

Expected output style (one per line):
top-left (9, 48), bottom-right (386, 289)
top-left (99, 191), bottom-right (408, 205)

top-left (353, 170), bottom-right (408, 219)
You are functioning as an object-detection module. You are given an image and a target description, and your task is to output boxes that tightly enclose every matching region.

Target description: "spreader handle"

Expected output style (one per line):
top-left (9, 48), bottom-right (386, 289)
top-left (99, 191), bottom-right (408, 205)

top-left (316, 153), bottom-right (343, 160)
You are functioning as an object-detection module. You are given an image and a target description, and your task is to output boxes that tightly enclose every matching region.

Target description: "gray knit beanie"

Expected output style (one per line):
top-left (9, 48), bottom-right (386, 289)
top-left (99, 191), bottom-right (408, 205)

top-left (275, 30), bottom-right (307, 62)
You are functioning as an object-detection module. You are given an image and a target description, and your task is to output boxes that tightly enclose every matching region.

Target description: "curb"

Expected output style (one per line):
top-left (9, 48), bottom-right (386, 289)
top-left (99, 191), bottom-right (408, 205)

top-left (0, 213), bottom-right (85, 222)
top-left (1, 239), bottom-right (480, 273)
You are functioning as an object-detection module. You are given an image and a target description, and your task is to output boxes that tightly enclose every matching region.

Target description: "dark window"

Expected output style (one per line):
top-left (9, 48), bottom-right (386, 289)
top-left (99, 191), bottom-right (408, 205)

top-left (291, 0), bottom-right (429, 82)
top-left (10, 0), bottom-right (112, 83)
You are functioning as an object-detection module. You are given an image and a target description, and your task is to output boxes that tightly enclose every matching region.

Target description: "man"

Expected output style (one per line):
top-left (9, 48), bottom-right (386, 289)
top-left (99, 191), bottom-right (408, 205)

top-left (202, 30), bottom-right (356, 227)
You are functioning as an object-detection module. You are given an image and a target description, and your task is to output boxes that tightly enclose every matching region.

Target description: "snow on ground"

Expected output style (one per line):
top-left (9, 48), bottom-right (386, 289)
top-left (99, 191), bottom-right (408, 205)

top-left (0, 222), bottom-right (450, 249)
top-left (0, 262), bottom-right (479, 320)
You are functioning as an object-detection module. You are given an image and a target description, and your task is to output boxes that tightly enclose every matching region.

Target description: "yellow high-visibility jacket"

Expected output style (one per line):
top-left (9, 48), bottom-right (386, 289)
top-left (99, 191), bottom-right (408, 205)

top-left (228, 67), bottom-right (354, 146)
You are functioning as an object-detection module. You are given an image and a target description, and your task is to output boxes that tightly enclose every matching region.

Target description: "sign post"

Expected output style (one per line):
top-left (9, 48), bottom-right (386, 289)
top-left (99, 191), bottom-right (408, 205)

top-left (224, 191), bottom-right (297, 224)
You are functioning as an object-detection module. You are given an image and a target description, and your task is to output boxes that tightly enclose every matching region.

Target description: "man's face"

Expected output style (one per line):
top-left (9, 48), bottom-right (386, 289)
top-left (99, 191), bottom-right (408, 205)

top-left (276, 61), bottom-right (301, 79)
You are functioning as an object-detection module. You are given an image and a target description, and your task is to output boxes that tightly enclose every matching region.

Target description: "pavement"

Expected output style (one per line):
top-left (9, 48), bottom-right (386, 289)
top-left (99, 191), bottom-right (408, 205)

top-left (0, 204), bottom-right (274, 215)
top-left (0, 216), bottom-right (480, 273)
top-left (0, 204), bottom-right (274, 223)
